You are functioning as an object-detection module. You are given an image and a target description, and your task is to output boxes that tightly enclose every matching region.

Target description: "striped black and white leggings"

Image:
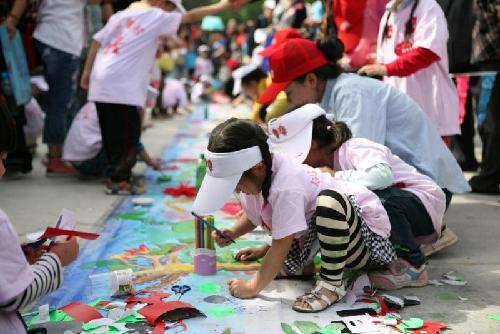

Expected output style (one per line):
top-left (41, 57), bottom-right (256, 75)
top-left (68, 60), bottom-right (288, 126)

top-left (315, 189), bottom-right (371, 286)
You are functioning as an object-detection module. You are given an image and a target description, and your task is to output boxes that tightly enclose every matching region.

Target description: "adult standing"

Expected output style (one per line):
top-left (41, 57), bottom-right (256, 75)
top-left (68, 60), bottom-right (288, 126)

top-left (34, 0), bottom-right (87, 175)
top-left (258, 37), bottom-right (470, 196)
top-left (468, 0), bottom-right (500, 194)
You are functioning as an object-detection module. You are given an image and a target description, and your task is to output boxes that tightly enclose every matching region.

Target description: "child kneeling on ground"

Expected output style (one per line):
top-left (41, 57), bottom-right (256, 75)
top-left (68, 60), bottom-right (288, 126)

top-left (193, 118), bottom-right (396, 313)
top-left (267, 104), bottom-right (447, 289)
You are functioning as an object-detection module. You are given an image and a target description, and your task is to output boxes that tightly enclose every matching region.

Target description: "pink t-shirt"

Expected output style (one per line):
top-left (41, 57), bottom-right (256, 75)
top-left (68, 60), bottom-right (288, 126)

top-left (63, 102), bottom-right (102, 162)
top-left (239, 153), bottom-right (390, 240)
top-left (335, 138), bottom-right (446, 242)
top-left (0, 209), bottom-right (33, 333)
top-left (376, 0), bottom-right (460, 136)
top-left (162, 78), bottom-right (188, 108)
top-left (88, 8), bottom-right (182, 107)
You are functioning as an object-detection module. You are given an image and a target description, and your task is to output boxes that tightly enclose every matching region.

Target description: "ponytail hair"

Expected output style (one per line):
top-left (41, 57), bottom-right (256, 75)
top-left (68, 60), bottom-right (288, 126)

top-left (207, 118), bottom-right (273, 202)
top-left (382, 0), bottom-right (420, 42)
top-left (311, 116), bottom-right (352, 152)
top-left (0, 103), bottom-right (16, 153)
top-left (294, 36), bottom-right (344, 83)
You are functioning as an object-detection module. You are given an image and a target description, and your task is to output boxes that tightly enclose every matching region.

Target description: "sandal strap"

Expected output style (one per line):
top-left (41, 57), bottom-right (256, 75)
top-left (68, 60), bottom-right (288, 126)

top-left (313, 280), bottom-right (346, 300)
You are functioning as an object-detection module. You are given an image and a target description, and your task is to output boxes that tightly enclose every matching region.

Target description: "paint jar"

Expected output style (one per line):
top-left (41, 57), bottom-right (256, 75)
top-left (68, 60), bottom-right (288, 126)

top-left (193, 248), bottom-right (217, 275)
top-left (87, 269), bottom-right (134, 299)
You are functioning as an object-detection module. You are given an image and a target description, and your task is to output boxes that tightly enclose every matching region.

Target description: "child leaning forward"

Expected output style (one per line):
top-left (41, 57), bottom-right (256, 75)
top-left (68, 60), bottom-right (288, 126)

top-left (193, 118), bottom-right (396, 313)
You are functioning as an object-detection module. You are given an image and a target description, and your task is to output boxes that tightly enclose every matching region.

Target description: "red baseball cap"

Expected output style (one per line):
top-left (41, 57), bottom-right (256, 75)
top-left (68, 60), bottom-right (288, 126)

top-left (260, 28), bottom-right (303, 57)
top-left (257, 38), bottom-right (328, 105)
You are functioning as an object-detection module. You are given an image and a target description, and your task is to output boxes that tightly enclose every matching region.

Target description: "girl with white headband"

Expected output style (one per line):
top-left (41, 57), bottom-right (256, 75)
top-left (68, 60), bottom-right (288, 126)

top-left (193, 118), bottom-right (396, 313)
top-left (267, 104), bottom-right (447, 290)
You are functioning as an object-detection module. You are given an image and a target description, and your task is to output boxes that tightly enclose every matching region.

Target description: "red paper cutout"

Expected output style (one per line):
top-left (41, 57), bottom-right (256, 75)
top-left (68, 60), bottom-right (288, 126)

top-left (127, 292), bottom-right (171, 306)
top-left (138, 301), bottom-right (197, 324)
top-left (413, 322), bottom-right (447, 334)
top-left (40, 227), bottom-right (100, 240)
top-left (152, 321), bottom-right (165, 334)
top-left (163, 184), bottom-right (196, 197)
top-left (59, 302), bottom-right (103, 322)
top-left (221, 202), bottom-right (242, 216)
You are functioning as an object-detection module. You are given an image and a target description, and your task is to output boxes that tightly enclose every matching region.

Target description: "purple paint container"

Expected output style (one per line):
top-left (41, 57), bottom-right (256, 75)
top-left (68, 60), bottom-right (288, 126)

top-left (193, 248), bottom-right (217, 275)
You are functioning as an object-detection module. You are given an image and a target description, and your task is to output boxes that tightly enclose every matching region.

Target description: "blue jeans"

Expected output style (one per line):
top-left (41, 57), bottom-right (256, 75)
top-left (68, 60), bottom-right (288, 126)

top-left (374, 187), bottom-right (435, 267)
top-left (36, 41), bottom-right (80, 145)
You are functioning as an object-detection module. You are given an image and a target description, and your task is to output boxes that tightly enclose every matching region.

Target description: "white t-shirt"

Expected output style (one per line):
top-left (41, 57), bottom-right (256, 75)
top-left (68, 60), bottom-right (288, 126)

top-left (63, 102), bottom-right (102, 162)
top-left (34, 0), bottom-right (86, 56)
top-left (377, 0), bottom-right (460, 136)
top-left (239, 153), bottom-right (390, 240)
top-left (194, 57), bottom-right (214, 79)
top-left (335, 138), bottom-right (446, 243)
top-left (88, 8), bottom-right (182, 107)
top-left (0, 209), bottom-right (34, 333)
top-left (162, 78), bottom-right (188, 108)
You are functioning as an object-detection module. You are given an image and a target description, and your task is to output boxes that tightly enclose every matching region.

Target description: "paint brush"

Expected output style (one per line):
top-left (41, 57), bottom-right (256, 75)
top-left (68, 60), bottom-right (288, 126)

top-left (191, 212), bottom-right (236, 244)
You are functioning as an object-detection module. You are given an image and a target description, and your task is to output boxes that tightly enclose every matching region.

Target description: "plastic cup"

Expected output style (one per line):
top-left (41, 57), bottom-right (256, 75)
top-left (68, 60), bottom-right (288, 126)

top-left (87, 269), bottom-right (134, 300)
top-left (193, 248), bottom-right (216, 275)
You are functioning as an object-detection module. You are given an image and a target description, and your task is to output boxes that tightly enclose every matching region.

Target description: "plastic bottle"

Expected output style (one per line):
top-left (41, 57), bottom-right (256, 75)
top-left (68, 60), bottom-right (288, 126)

top-left (195, 153), bottom-right (206, 193)
top-left (0, 72), bottom-right (13, 96)
top-left (86, 269), bottom-right (134, 300)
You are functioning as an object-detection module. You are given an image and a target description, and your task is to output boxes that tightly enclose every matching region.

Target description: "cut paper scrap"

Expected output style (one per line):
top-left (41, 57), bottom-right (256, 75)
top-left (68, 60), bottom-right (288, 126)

top-left (163, 183), bottom-right (196, 197)
top-left (138, 301), bottom-right (205, 323)
top-left (440, 271), bottom-right (467, 286)
top-left (487, 313), bottom-right (500, 321)
top-left (113, 211), bottom-right (147, 221)
top-left (395, 317), bottom-right (424, 334)
top-left (40, 227), bottom-right (99, 240)
top-left (343, 274), bottom-right (371, 306)
top-left (412, 322), bottom-right (447, 334)
top-left (156, 174), bottom-right (173, 182)
top-left (59, 302), bottom-right (103, 323)
top-left (127, 291), bottom-right (171, 308)
top-left (342, 315), bottom-right (380, 333)
top-left (221, 202), bottom-right (242, 216)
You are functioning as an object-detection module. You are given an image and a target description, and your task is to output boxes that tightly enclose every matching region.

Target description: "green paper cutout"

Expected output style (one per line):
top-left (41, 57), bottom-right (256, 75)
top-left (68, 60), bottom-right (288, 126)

top-left (50, 310), bottom-right (73, 322)
top-left (281, 323), bottom-right (298, 334)
top-left (293, 321), bottom-right (321, 334)
top-left (114, 211), bottom-right (146, 221)
top-left (81, 323), bottom-right (103, 331)
top-left (487, 313), bottom-right (500, 321)
top-left (402, 318), bottom-right (424, 329)
top-left (222, 329), bottom-right (232, 334)
top-left (206, 306), bottom-right (236, 317)
top-left (198, 282), bottom-right (221, 294)
top-left (396, 323), bottom-right (412, 334)
top-left (116, 313), bottom-right (144, 324)
top-left (322, 323), bottom-right (345, 332)
top-left (157, 174), bottom-right (173, 182)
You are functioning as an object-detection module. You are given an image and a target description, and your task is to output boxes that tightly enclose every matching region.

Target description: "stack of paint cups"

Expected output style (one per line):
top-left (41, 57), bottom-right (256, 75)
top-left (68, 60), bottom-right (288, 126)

top-left (194, 215), bottom-right (217, 275)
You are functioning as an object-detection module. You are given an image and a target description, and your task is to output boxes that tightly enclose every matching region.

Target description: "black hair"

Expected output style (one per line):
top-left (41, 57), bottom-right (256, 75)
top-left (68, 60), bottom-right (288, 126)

top-left (207, 118), bottom-right (273, 202)
top-left (382, 0), bottom-right (419, 42)
top-left (311, 116), bottom-right (352, 152)
top-left (0, 103), bottom-right (16, 153)
top-left (294, 37), bottom-right (344, 83)
top-left (241, 68), bottom-right (267, 86)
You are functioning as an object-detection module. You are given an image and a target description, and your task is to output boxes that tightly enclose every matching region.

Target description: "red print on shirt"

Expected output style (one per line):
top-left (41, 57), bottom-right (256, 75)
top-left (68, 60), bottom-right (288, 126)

top-left (271, 125), bottom-right (288, 139)
top-left (104, 18), bottom-right (144, 55)
top-left (394, 40), bottom-right (414, 56)
top-left (307, 170), bottom-right (321, 186)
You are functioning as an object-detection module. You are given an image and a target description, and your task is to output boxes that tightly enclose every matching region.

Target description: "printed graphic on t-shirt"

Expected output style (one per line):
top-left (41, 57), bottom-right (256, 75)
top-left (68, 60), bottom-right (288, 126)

top-left (104, 18), bottom-right (145, 55)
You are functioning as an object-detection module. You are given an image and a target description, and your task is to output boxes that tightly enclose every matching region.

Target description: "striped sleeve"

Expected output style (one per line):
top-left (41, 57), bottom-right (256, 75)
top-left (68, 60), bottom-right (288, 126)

top-left (0, 253), bottom-right (63, 312)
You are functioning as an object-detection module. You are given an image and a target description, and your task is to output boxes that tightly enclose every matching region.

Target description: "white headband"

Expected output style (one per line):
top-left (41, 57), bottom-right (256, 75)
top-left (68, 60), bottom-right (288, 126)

top-left (204, 146), bottom-right (263, 178)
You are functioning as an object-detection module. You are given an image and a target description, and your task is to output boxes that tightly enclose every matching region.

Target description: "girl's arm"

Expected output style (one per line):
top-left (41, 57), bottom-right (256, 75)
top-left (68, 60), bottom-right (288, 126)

top-left (228, 234), bottom-right (294, 298)
top-left (0, 253), bottom-right (62, 312)
top-left (252, 234), bottom-right (295, 291)
top-left (4, 0), bottom-right (27, 38)
top-left (181, 0), bottom-right (247, 24)
top-left (80, 40), bottom-right (101, 89)
top-left (359, 47), bottom-right (440, 77)
top-left (213, 212), bottom-right (257, 247)
top-left (335, 163), bottom-right (394, 190)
